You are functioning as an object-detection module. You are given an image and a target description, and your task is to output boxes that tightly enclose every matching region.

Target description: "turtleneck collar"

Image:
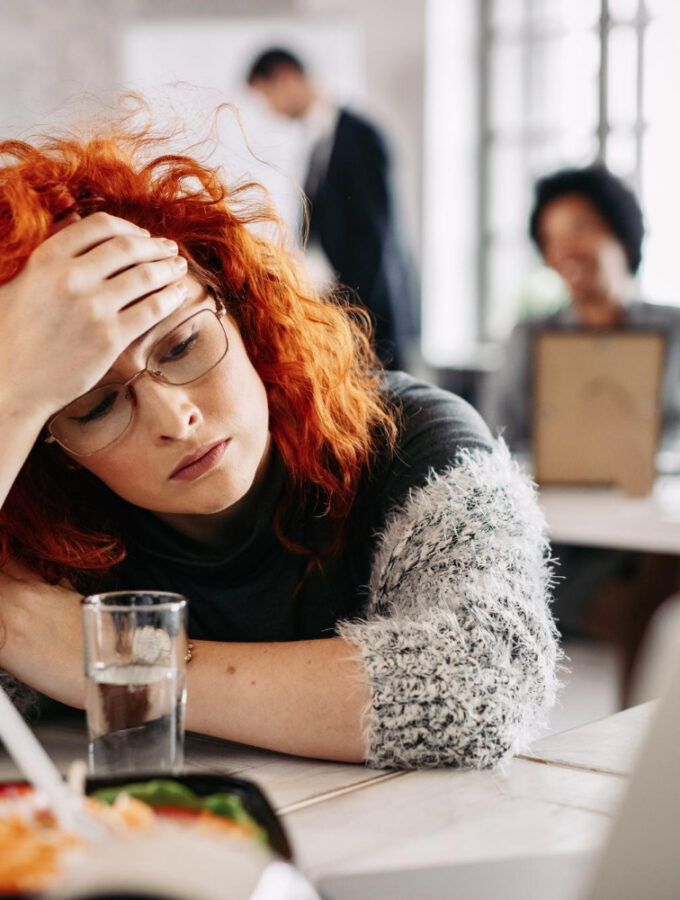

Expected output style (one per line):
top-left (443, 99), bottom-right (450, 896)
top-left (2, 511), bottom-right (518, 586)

top-left (112, 448), bottom-right (288, 570)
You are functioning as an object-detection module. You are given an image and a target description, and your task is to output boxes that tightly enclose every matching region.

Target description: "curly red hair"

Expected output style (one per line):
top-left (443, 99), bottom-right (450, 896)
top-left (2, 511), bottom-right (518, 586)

top-left (0, 108), bottom-right (398, 585)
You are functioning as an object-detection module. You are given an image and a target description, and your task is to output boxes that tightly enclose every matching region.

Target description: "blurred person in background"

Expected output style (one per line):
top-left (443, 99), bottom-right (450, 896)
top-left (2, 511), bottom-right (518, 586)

top-left (486, 165), bottom-right (680, 696)
top-left (247, 47), bottom-right (417, 371)
top-left (487, 164), bottom-right (680, 450)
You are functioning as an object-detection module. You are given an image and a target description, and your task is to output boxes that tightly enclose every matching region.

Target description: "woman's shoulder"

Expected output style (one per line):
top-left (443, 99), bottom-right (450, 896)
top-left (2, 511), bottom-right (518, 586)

top-left (364, 371), bottom-right (494, 519)
top-left (382, 369), bottom-right (493, 457)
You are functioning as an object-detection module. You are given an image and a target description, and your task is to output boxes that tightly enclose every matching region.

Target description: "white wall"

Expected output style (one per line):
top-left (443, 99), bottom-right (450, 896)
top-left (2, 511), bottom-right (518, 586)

top-left (0, 0), bottom-right (425, 268)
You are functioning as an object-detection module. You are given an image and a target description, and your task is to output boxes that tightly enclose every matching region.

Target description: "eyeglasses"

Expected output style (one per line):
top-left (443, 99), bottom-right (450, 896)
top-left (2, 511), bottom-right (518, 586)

top-left (45, 308), bottom-right (228, 457)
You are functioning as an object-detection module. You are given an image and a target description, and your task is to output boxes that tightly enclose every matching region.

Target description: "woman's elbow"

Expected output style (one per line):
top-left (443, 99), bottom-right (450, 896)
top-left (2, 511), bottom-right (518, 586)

top-left (364, 668), bottom-right (557, 770)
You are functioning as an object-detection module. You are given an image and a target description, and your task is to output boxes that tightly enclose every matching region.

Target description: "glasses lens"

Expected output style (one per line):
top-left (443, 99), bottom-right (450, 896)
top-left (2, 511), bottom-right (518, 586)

top-left (148, 309), bottom-right (228, 385)
top-left (48, 309), bottom-right (227, 456)
top-left (50, 385), bottom-right (133, 456)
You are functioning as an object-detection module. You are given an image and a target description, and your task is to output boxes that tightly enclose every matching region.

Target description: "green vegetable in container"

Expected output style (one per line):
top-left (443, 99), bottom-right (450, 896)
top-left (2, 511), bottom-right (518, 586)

top-left (92, 780), bottom-right (267, 844)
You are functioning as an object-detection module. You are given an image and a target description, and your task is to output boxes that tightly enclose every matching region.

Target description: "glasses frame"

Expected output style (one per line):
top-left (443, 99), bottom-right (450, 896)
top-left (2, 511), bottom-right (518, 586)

top-left (44, 306), bottom-right (228, 457)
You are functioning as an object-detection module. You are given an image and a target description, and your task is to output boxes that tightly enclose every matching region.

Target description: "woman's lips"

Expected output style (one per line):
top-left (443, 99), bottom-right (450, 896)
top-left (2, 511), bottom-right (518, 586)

top-left (170, 439), bottom-right (230, 481)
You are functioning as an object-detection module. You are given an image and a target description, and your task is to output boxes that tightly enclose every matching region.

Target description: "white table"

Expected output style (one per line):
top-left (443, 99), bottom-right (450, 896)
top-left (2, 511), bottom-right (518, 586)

top-left (0, 703), bottom-right (654, 885)
top-left (539, 476), bottom-right (680, 554)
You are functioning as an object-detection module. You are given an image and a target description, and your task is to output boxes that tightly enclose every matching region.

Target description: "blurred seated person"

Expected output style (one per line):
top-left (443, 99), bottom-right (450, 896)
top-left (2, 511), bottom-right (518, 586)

top-left (247, 47), bottom-right (417, 371)
top-left (487, 164), bottom-right (680, 452)
top-left (486, 165), bottom-right (680, 699)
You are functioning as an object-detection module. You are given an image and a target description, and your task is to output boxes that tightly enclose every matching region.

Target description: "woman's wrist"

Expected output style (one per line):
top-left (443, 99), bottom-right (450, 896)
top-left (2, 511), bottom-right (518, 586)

top-left (0, 400), bottom-right (53, 510)
top-left (0, 390), bottom-right (51, 432)
top-left (0, 573), bottom-right (86, 709)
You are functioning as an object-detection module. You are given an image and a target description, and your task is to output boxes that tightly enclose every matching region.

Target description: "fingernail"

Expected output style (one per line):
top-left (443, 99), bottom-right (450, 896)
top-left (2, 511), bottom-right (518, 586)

top-left (162, 239), bottom-right (178, 254)
top-left (140, 228), bottom-right (151, 236)
top-left (174, 256), bottom-right (188, 270)
top-left (177, 281), bottom-right (188, 297)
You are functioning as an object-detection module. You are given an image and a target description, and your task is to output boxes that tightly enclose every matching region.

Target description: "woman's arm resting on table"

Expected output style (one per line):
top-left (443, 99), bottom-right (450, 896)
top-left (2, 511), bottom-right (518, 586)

top-left (186, 638), bottom-right (370, 763)
top-left (0, 568), bottom-right (370, 761)
top-left (0, 561), bottom-right (86, 711)
top-left (337, 440), bottom-right (562, 770)
top-left (0, 443), bottom-right (559, 769)
top-left (187, 442), bottom-right (561, 769)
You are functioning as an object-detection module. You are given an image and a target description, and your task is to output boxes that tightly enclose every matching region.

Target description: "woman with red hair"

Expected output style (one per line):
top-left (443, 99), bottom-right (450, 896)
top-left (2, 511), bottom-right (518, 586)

top-left (0, 118), bottom-right (559, 768)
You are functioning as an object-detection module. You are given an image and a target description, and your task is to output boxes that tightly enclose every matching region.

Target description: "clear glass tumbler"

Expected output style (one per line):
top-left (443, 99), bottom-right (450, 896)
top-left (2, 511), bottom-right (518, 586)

top-left (82, 591), bottom-right (188, 776)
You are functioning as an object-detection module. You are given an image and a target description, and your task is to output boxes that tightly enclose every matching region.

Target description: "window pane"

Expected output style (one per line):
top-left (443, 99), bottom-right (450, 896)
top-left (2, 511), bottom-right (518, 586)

top-left (557, 130), bottom-right (599, 164)
top-left (491, 0), bottom-right (525, 32)
top-left (606, 129), bottom-right (637, 177)
top-left (490, 41), bottom-right (524, 133)
top-left (529, 32), bottom-right (598, 136)
top-left (528, 0), bottom-right (562, 30)
top-left (646, 0), bottom-right (680, 21)
top-left (644, 22), bottom-right (680, 129)
top-left (608, 26), bottom-right (638, 127)
top-left (556, 32), bottom-right (600, 134)
top-left (528, 0), bottom-right (599, 31)
top-left (486, 239), bottom-right (532, 340)
top-left (561, 0), bottom-right (600, 30)
top-left (488, 143), bottom-right (530, 235)
top-left (640, 235), bottom-right (680, 303)
top-left (527, 139), bottom-right (562, 175)
top-left (609, 0), bottom-right (640, 21)
top-left (640, 130), bottom-right (680, 302)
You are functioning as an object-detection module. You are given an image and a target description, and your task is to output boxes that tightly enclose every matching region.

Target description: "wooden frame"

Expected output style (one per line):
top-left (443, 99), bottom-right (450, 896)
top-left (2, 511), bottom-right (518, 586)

top-left (532, 329), bottom-right (667, 496)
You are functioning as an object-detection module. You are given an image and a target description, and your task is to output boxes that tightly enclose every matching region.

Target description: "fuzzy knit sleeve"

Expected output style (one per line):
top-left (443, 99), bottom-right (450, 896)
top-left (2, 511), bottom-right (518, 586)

top-left (0, 670), bottom-right (38, 718)
top-left (336, 440), bottom-right (560, 770)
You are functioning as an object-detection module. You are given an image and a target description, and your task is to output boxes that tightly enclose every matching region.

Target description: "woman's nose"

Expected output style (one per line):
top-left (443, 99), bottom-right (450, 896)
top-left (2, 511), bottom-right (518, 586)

top-left (132, 378), bottom-right (203, 440)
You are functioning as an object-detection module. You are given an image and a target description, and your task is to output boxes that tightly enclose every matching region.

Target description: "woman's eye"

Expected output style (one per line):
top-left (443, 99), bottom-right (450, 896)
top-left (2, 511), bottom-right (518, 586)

top-left (72, 392), bottom-right (118, 424)
top-left (160, 332), bottom-right (199, 363)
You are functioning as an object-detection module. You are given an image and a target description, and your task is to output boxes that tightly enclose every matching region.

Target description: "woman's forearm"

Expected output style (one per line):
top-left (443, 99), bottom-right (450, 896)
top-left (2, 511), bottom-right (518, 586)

top-left (185, 637), bottom-right (370, 763)
top-left (0, 397), bottom-right (49, 510)
top-left (0, 567), bottom-right (371, 761)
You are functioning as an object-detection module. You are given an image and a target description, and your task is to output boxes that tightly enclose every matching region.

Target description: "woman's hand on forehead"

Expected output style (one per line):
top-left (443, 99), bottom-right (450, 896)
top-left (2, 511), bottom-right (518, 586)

top-left (0, 212), bottom-right (191, 422)
top-left (97, 285), bottom-right (213, 385)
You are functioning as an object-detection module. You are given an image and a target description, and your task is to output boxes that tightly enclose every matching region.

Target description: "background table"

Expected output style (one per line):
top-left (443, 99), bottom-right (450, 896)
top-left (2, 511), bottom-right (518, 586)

top-left (539, 476), bottom-right (680, 554)
top-left (0, 703), bottom-right (654, 885)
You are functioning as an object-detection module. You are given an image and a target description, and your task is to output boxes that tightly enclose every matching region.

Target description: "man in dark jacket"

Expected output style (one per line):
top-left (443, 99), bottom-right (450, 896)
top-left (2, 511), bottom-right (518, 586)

top-left (247, 47), bottom-right (417, 370)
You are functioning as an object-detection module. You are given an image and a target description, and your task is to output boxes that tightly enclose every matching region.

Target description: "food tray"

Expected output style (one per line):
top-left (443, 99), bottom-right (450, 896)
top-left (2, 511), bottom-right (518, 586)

top-left (85, 771), bottom-right (292, 860)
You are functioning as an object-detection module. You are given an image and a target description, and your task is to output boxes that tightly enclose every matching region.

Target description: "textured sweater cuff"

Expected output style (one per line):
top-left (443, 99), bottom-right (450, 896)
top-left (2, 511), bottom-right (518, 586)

top-left (338, 441), bottom-right (560, 769)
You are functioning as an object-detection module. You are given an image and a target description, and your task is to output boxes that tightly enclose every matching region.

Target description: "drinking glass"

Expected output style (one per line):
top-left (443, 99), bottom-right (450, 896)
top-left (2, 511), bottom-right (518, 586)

top-left (81, 591), bottom-right (188, 776)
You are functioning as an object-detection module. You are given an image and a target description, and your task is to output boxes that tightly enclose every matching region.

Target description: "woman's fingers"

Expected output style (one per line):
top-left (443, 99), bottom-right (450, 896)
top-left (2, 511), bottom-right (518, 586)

top-left (0, 212), bottom-right (191, 417)
top-left (76, 234), bottom-right (181, 283)
top-left (103, 254), bottom-right (189, 311)
top-left (36, 212), bottom-right (189, 319)
top-left (39, 211), bottom-right (149, 259)
top-left (117, 280), bottom-right (189, 345)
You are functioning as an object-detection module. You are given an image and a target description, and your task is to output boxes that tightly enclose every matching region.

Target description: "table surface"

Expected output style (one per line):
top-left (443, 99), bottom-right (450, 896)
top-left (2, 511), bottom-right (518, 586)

top-left (0, 702), bottom-right (654, 883)
top-left (539, 475), bottom-right (680, 553)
